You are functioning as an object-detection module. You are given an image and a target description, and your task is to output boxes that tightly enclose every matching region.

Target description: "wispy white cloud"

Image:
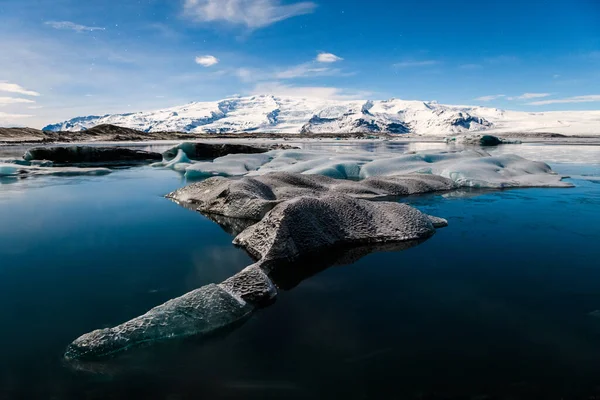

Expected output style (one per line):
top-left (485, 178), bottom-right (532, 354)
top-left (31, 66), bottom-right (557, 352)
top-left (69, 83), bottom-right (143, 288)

top-left (0, 111), bottom-right (33, 119)
top-left (275, 63), bottom-right (343, 79)
top-left (182, 0), bottom-right (317, 29)
top-left (527, 95), bottom-right (600, 106)
top-left (195, 55), bottom-right (219, 67)
top-left (474, 94), bottom-right (505, 102)
top-left (45, 21), bottom-right (105, 32)
top-left (393, 60), bottom-right (439, 68)
top-left (0, 82), bottom-right (40, 97)
top-left (316, 52), bottom-right (343, 63)
top-left (0, 97), bottom-right (36, 105)
top-left (223, 55), bottom-right (350, 82)
top-left (234, 68), bottom-right (256, 82)
top-left (251, 82), bottom-right (370, 100)
top-left (507, 93), bottom-right (552, 101)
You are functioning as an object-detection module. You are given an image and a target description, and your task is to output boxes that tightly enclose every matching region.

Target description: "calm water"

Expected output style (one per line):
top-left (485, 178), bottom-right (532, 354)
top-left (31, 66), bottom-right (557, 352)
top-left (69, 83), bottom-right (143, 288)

top-left (0, 142), bottom-right (599, 399)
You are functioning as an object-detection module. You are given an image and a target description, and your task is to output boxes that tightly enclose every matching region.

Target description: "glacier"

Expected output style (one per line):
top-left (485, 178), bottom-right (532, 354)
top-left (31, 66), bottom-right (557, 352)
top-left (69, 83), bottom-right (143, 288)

top-left (43, 95), bottom-right (600, 136)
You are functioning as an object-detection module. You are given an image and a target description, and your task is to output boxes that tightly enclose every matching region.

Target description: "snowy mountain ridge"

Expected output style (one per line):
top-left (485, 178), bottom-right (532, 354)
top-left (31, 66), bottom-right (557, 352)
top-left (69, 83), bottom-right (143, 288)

top-left (43, 95), bottom-right (600, 136)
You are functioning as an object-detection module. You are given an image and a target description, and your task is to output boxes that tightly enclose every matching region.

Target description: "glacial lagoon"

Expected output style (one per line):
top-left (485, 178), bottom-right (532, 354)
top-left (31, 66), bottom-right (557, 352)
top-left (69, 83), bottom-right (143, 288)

top-left (0, 141), bottom-right (599, 399)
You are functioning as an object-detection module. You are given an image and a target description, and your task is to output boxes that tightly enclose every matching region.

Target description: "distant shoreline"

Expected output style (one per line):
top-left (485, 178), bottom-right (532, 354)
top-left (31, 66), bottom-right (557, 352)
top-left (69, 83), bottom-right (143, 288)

top-left (1, 124), bottom-right (599, 146)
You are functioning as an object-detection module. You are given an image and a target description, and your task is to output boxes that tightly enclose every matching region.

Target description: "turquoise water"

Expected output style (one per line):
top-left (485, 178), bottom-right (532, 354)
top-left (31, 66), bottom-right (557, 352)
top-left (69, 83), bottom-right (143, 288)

top-left (0, 143), bottom-right (599, 399)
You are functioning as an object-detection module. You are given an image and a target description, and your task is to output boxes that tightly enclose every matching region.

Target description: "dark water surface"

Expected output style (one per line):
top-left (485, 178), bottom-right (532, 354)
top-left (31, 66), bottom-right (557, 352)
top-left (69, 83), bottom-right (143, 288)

top-left (0, 143), bottom-right (599, 399)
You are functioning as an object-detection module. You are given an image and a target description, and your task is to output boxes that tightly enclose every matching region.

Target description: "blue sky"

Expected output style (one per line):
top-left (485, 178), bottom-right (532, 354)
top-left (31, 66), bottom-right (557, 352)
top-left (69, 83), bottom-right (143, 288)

top-left (0, 0), bottom-right (599, 127)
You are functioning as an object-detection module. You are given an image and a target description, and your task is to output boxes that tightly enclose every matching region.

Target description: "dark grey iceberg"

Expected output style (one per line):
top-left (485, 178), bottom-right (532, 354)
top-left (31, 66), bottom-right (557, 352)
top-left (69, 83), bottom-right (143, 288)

top-left (162, 142), bottom-right (296, 161)
top-left (234, 194), bottom-right (442, 266)
top-left (167, 172), bottom-right (457, 220)
top-left (24, 146), bottom-right (162, 165)
top-left (65, 265), bottom-right (276, 361)
top-left (444, 134), bottom-right (521, 146)
top-left (65, 174), bottom-right (449, 361)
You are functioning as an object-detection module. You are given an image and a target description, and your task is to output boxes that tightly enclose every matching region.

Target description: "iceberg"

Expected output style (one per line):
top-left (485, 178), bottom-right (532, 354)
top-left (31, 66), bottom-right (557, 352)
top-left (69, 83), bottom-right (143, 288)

top-left (151, 149), bottom-right (193, 172)
top-left (444, 134), bottom-right (521, 146)
top-left (65, 192), bottom-right (444, 361)
top-left (24, 146), bottom-right (162, 165)
top-left (162, 142), bottom-right (279, 161)
top-left (185, 153), bottom-right (274, 179)
top-left (233, 194), bottom-right (441, 266)
top-left (171, 149), bottom-right (571, 189)
top-left (0, 163), bottom-right (112, 178)
top-left (65, 264), bottom-right (275, 361)
top-left (167, 172), bottom-right (457, 220)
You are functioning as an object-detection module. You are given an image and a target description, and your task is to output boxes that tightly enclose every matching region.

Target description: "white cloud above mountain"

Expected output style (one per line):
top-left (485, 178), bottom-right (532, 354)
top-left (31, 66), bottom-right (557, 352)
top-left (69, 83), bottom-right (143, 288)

top-left (0, 111), bottom-right (32, 119)
top-left (0, 97), bottom-right (36, 105)
top-left (316, 52), bottom-right (343, 63)
top-left (195, 55), bottom-right (219, 67)
top-left (182, 0), bottom-right (316, 29)
top-left (508, 93), bottom-right (551, 101)
top-left (45, 21), bottom-right (105, 32)
top-left (527, 95), bottom-right (600, 105)
top-left (276, 63), bottom-right (342, 79)
top-left (0, 82), bottom-right (40, 97)
top-left (475, 94), bottom-right (505, 102)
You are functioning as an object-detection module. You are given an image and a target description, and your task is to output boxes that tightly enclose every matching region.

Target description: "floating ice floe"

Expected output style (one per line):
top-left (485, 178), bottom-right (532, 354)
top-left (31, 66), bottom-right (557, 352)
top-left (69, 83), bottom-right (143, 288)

top-left (151, 149), bottom-right (193, 172)
top-left (168, 172), bottom-right (457, 220)
top-left (0, 163), bottom-right (111, 178)
top-left (161, 142), bottom-right (286, 161)
top-left (24, 146), bottom-right (162, 165)
top-left (444, 134), bottom-right (521, 146)
top-left (64, 264), bottom-right (276, 360)
top-left (234, 194), bottom-right (444, 266)
top-left (177, 149), bottom-right (571, 189)
top-left (66, 187), bottom-right (449, 360)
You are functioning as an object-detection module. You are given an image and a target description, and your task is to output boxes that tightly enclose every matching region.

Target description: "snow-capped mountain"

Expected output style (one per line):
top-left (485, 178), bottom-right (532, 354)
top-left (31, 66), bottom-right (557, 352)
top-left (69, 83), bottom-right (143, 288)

top-left (43, 95), bottom-right (600, 136)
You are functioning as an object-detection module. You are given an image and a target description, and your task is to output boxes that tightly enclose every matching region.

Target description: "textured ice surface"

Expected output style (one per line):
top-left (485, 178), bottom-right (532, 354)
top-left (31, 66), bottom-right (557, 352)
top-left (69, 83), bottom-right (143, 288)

top-left (168, 172), bottom-right (457, 220)
top-left (0, 163), bottom-right (112, 177)
top-left (174, 149), bottom-right (570, 189)
top-left (24, 146), bottom-right (162, 165)
top-left (65, 284), bottom-right (253, 361)
top-left (233, 194), bottom-right (439, 266)
top-left (220, 265), bottom-right (277, 305)
top-left (65, 265), bottom-right (279, 360)
top-left (359, 151), bottom-right (572, 188)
